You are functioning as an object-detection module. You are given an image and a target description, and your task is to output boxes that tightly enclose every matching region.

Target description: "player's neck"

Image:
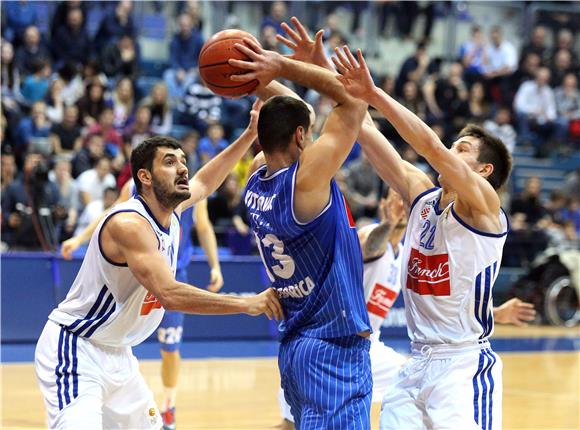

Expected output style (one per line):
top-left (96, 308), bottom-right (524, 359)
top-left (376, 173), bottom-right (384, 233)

top-left (439, 188), bottom-right (457, 209)
top-left (264, 152), bottom-right (296, 176)
top-left (138, 192), bottom-right (174, 230)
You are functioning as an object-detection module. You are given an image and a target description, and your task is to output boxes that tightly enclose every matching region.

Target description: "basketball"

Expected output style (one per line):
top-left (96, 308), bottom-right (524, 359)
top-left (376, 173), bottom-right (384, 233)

top-left (198, 29), bottom-right (260, 98)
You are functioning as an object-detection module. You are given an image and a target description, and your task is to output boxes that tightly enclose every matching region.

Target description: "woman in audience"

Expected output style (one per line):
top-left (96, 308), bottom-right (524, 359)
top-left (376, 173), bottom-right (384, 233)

top-left (77, 77), bottom-right (109, 127)
top-left (140, 82), bottom-right (173, 135)
top-left (110, 77), bottom-right (135, 130)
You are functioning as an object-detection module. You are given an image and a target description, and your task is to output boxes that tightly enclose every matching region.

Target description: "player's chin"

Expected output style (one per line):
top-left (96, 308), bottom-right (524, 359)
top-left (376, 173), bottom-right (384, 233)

top-left (174, 189), bottom-right (192, 202)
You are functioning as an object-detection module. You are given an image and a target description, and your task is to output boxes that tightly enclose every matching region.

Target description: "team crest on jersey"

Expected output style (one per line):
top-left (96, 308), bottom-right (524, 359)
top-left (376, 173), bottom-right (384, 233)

top-left (421, 206), bottom-right (431, 219)
top-left (406, 248), bottom-right (450, 296)
top-left (140, 292), bottom-right (162, 315)
top-left (367, 283), bottom-right (398, 318)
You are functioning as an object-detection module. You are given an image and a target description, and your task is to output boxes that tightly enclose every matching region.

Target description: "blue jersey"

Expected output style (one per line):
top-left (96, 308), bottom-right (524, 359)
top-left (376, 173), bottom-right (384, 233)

top-left (176, 206), bottom-right (195, 270)
top-left (244, 162), bottom-right (371, 340)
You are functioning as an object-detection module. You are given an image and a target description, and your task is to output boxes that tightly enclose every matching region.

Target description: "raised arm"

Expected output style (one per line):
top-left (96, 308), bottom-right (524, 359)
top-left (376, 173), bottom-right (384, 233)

top-left (103, 212), bottom-right (283, 319)
top-left (194, 199), bottom-right (223, 292)
top-left (333, 47), bottom-right (501, 216)
top-left (179, 99), bottom-right (261, 211)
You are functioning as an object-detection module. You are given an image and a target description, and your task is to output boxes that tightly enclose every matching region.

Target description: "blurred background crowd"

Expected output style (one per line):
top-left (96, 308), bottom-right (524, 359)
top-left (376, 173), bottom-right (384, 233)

top-left (1, 0), bottom-right (579, 272)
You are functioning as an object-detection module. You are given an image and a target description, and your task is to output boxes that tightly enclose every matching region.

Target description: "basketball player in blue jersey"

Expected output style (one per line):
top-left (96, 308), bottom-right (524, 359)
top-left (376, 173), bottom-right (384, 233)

top-left (229, 38), bottom-right (372, 429)
top-left (62, 189), bottom-right (223, 430)
top-left (35, 103), bottom-right (284, 429)
top-left (332, 48), bottom-right (514, 429)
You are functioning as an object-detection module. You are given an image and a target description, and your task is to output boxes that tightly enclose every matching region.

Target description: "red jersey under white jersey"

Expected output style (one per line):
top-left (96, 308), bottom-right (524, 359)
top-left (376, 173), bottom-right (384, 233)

top-left (401, 187), bottom-right (509, 345)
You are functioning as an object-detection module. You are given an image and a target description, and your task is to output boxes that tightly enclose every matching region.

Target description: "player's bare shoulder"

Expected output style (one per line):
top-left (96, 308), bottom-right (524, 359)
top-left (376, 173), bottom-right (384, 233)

top-left (100, 211), bottom-right (157, 262)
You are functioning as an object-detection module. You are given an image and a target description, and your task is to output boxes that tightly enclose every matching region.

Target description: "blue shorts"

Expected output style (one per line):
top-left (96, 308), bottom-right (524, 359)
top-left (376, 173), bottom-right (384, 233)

top-left (279, 335), bottom-right (372, 430)
top-left (157, 268), bottom-right (187, 352)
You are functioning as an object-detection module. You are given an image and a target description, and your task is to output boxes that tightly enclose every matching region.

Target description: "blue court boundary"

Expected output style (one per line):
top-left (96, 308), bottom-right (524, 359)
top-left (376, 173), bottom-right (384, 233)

top-left (2, 336), bottom-right (578, 364)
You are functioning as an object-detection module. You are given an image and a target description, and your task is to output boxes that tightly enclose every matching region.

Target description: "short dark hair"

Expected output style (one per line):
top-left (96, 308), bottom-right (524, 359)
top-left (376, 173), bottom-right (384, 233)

top-left (257, 96), bottom-right (311, 154)
top-left (130, 136), bottom-right (182, 194)
top-left (458, 124), bottom-right (512, 190)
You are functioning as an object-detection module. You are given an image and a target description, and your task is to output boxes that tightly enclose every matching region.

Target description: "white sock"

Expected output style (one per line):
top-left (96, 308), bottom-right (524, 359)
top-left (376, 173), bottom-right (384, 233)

top-left (163, 386), bottom-right (177, 410)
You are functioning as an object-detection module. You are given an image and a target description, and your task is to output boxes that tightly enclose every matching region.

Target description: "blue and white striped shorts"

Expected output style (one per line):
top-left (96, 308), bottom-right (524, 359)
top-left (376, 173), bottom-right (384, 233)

top-left (279, 334), bottom-right (372, 430)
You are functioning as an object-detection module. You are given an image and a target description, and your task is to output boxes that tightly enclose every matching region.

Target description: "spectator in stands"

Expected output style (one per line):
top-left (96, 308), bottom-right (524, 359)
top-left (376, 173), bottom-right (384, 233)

top-left (111, 77), bottom-right (135, 130)
top-left (514, 67), bottom-right (557, 155)
top-left (260, 24), bottom-right (284, 53)
top-left (554, 73), bottom-right (580, 146)
top-left (551, 29), bottom-right (578, 68)
top-left (511, 52), bottom-right (541, 92)
top-left (75, 156), bottom-right (116, 208)
top-left (563, 168), bottom-right (580, 201)
top-left (511, 176), bottom-right (546, 226)
top-left (45, 78), bottom-right (66, 124)
top-left (77, 77), bottom-right (109, 127)
top-left (101, 34), bottom-right (140, 80)
top-left (483, 107), bottom-right (517, 153)
top-left (175, 77), bottom-right (222, 134)
top-left (1, 152), bottom-right (60, 250)
top-left (55, 62), bottom-right (85, 107)
top-left (1, 40), bottom-right (23, 145)
top-left (1, 153), bottom-right (17, 193)
top-left (341, 152), bottom-right (381, 219)
top-left (483, 26), bottom-right (518, 104)
top-left (20, 58), bottom-right (51, 106)
top-left (459, 25), bottom-right (486, 86)
top-left (13, 25), bottom-right (50, 77)
top-left (181, 0), bottom-right (204, 32)
top-left (395, 42), bottom-right (429, 97)
top-left (51, 7), bottom-right (91, 69)
top-left (123, 105), bottom-right (153, 149)
top-left (94, 0), bottom-right (136, 50)
top-left (550, 49), bottom-right (574, 88)
top-left (520, 25), bottom-right (549, 65)
top-left (50, 105), bottom-right (82, 155)
top-left (2, 0), bottom-right (38, 46)
top-left (467, 81), bottom-right (491, 123)
top-left (164, 13), bottom-right (204, 100)
top-left (198, 123), bottom-right (228, 165)
top-left (400, 81), bottom-right (426, 120)
top-left (140, 82), bottom-right (173, 135)
top-left (49, 157), bottom-right (79, 241)
top-left (181, 131), bottom-right (200, 174)
top-left (72, 132), bottom-right (105, 178)
top-left (260, 1), bottom-right (287, 35)
top-left (50, 0), bottom-right (88, 39)
top-left (15, 101), bottom-right (51, 160)
top-left (86, 107), bottom-right (124, 153)
top-left (560, 196), bottom-right (580, 236)
top-left (233, 147), bottom-right (255, 189)
top-left (74, 186), bottom-right (119, 237)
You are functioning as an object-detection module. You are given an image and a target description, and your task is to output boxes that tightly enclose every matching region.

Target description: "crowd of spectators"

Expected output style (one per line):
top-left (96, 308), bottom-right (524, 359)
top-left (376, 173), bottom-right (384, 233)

top-left (1, 1), bottom-right (579, 266)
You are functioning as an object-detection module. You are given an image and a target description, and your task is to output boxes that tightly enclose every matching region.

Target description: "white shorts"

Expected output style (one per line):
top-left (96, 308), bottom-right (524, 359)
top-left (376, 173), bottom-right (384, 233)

top-left (278, 338), bottom-right (408, 422)
top-left (380, 341), bottom-right (503, 430)
top-left (35, 320), bottom-right (162, 429)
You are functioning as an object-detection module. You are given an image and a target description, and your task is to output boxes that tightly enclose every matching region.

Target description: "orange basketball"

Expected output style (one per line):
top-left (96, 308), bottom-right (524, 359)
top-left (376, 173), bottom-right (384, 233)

top-left (198, 29), bottom-right (260, 98)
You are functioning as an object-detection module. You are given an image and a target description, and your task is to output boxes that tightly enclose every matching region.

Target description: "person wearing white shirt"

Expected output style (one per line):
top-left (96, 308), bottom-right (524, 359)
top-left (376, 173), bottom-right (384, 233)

top-left (514, 67), bottom-right (557, 155)
top-left (75, 157), bottom-right (117, 207)
top-left (73, 186), bottom-right (119, 237)
top-left (483, 26), bottom-right (518, 105)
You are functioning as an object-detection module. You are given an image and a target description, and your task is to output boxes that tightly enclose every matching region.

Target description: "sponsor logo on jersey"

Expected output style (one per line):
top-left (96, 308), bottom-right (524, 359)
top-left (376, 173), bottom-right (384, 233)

top-left (406, 247), bottom-right (450, 296)
top-left (140, 292), bottom-right (163, 315)
top-left (275, 276), bottom-right (316, 299)
top-left (367, 283), bottom-right (398, 318)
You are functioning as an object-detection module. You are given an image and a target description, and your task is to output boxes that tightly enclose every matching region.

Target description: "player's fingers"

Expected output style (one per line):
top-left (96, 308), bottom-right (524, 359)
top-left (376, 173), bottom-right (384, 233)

top-left (230, 72), bottom-right (257, 82)
top-left (228, 58), bottom-right (257, 70)
top-left (292, 16), bottom-right (311, 41)
top-left (344, 46), bottom-right (359, 68)
top-left (518, 302), bottom-right (535, 309)
top-left (314, 29), bottom-right (324, 45)
top-left (242, 37), bottom-right (263, 53)
top-left (264, 307), bottom-right (273, 320)
top-left (233, 42), bottom-right (261, 61)
top-left (357, 49), bottom-right (368, 70)
top-left (520, 309), bottom-right (537, 320)
top-left (332, 55), bottom-right (348, 75)
top-left (281, 22), bottom-right (301, 43)
top-left (276, 34), bottom-right (298, 51)
top-left (334, 47), bottom-right (351, 69)
top-left (268, 290), bottom-right (284, 320)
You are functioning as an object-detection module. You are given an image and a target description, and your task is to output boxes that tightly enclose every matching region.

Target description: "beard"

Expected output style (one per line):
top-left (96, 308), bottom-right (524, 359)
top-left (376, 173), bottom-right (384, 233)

top-left (152, 175), bottom-right (191, 209)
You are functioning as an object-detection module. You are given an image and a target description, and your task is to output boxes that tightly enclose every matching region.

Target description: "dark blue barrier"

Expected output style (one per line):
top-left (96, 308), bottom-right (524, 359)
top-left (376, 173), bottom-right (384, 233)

top-left (0, 253), bottom-right (518, 344)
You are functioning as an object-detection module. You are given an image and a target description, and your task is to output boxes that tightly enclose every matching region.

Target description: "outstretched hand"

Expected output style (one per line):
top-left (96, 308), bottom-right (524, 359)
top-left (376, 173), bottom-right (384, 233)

top-left (331, 46), bottom-right (376, 100)
top-left (494, 298), bottom-right (536, 327)
top-left (229, 38), bottom-right (283, 87)
top-left (61, 236), bottom-right (82, 260)
top-left (277, 16), bottom-right (330, 70)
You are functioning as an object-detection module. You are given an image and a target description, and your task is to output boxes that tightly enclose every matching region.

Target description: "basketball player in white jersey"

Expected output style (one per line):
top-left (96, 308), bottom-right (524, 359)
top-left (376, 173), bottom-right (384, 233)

top-left (333, 48), bottom-right (512, 429)
top-left (34, 102), bottom-right (283, 429)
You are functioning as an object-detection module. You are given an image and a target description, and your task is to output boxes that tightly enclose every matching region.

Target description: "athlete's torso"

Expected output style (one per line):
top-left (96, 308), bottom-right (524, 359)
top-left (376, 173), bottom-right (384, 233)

top-left (363, 240), bottom-right (403, 341)
top-left (244, 162), bottom-right (370, 340)
top-left (401, 187), bottom-right (509, 344)
top-left (49, 196), bottom-right (180, 347)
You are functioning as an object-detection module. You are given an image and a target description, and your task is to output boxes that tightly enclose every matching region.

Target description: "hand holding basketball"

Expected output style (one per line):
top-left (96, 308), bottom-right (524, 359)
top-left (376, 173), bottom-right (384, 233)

top-left (228, 38), bottom-right (284, 88)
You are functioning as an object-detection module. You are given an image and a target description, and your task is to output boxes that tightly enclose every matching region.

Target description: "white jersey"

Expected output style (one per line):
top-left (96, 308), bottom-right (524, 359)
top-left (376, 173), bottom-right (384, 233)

top-left (363, 239), bottom-right (403, 341)
top-left (401, 188), bottom-right (508, 345)
top-left (49, 196), bottom-right (180, 347)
